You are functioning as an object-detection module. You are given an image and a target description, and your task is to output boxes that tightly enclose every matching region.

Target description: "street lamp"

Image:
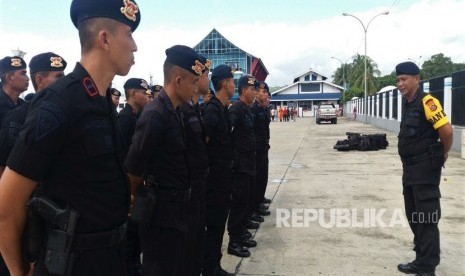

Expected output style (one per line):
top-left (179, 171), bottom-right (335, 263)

top-left (331, 56), bottom-right (350, 92)
top-left (343, 11), bottom-right (389, 124)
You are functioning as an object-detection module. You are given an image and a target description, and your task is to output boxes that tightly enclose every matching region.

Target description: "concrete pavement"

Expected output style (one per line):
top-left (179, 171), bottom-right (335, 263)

top-left (220, 116), bottom-right (465, 276)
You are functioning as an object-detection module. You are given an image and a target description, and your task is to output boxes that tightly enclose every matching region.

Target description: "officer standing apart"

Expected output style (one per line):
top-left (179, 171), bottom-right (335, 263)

top-left (227, 75), bottom-right (258, 258)
top-left (111, 87), bottom-right (122, 111)
top-left (118, 78), bottom-right (151, 149)
top-left (178, 55), bottom-right (210, 276)
top-left (125, 45), bottom-right (201, 275)
top-left (395, 61), bottom-right (453, 276)
top-left (0, 0), bottom-right (141, 275)
top-left (0, 52), bottom-right (67, 179)
top-left (250, 81), bottom-right (272, 220)
top-left (202, 65), bottom-right (236, 276)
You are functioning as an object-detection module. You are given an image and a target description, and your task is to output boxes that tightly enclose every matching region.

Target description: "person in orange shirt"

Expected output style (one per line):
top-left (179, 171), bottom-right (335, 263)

top-left (278, 107), bottom-right (283, 122)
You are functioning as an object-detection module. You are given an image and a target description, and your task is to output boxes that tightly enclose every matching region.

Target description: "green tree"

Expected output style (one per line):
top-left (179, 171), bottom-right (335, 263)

top-left (376, 71), bottom-right (396, 91)
top-left (453, 62), bottom-right (465, 72)
top-left (347, 54), bottom-right (381, 95)
top-left (340, 86), bottom-right (364, 103)
top-left (421, 53), bottom-right (454, 80)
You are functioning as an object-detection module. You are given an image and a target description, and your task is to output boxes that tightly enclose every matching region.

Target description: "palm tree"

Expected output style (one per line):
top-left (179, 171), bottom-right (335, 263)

top-left (347, 54), bottom-right (381, 95)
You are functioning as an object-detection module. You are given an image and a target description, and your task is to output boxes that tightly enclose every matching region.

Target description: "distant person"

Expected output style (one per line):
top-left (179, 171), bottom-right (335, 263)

top-left (278, 107), bottom-right (283, 122)
top-left (352, 106), bottom-right (357, 120)
top-left (395, 61), bottom-right (453, 276)
top-left (0, 56), bottom-right (29, 123)
top-left (111, 87), bottom-right (122, 110)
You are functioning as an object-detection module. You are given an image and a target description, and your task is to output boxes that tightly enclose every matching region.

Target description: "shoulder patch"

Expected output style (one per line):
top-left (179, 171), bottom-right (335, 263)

top-left (83, 77), bottom-right (99, 98)
top-left (35, 101), bottom-right (66, 141)
top-left (425, 98), bottom-right (437, 112)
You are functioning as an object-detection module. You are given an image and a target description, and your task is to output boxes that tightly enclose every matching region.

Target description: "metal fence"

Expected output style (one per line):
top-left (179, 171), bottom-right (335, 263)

top-left (452, 70), bottom-right (465, 126)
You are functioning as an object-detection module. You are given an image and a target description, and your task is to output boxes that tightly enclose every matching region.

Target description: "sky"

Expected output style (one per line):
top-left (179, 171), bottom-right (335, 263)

top-left (1, 0), bottom-right (465, 91)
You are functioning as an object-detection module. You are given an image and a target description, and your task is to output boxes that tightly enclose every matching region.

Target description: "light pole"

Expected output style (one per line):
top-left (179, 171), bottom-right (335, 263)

top-left (343, 11), bottom-right (389, 124)
top-left (331, 56), bottom-right (350, 92)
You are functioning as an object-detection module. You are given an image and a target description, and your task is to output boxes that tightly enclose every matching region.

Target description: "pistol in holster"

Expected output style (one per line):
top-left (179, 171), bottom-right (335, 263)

top-left (27, 196), bottom-right (79, 276)
top-left (132, 179), bottom-right (158, 225)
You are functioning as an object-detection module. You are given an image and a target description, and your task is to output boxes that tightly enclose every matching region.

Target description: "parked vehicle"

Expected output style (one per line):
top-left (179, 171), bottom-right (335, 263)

top-left (316, 103), bottom-right (337, 124)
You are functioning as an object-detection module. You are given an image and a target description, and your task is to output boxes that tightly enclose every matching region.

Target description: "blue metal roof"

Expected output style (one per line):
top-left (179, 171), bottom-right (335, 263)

top-left (270, 93), bottom-right (341, 101)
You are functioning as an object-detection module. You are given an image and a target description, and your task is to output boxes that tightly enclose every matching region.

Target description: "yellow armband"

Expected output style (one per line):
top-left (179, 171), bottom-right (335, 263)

top-left (422, 95), bottom-right (449, 129)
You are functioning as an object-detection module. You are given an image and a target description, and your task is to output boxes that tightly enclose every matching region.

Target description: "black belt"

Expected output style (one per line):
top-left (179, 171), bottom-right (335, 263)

top-left (401, 152), bottom-right (430, 165)
top-left (72, 222), bottom-right (128, 251)
top-left (210, 159), bottom-right (233, 169)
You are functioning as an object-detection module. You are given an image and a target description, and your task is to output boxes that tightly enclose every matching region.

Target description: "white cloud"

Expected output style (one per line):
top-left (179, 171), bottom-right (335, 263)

top-left (1, 0), bottom-right (464, 90)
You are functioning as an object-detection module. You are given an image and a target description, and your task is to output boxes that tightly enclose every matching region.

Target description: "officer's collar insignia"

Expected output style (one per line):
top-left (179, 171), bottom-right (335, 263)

top-left (10, 58), bottom-right (22, 67)
top-left (204, 59), bottom-right (212, 70)
top-left (50, 57), bottom-right (64, 68)
top-left (192, 60), bottom-right (205, 76)
top-left (259, 83), bottom-right (266, 89)
top-left (121, 0), bottom-right (139, 22)
top-left (425, 99), bottom-right (437, 111)
top-left (247, 78), bottom-right (255, 85)
top-left (83, 77), bottom-right (99, 98)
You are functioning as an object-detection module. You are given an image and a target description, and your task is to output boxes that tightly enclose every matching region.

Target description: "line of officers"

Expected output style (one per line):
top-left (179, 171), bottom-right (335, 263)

top-left (0, 45), bottom-right (272, 276)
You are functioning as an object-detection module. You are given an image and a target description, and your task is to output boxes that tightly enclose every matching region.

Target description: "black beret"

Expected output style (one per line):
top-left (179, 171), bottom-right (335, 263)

top-left (165, 45), bottom-right (204, 76)
top-left (257, 81), bottom-right (269, 92)
top-left (24, 93), bottom-right (36, 102)
top-left (151, 84), bottom-right (162, 92)
top-left (29, 52), bottom-right (67, 75)
top-left (70, 0), bottom-right (141, 32)
top-left (211, 64), bottom-right (234, 83)
top-left (395, 61), bottom-right (420, 76)
top-left (124, 78), bottom-right (151, 94)
top-left (111, 88), bottom-right (122, 96)
top-left (0, 56), bottom-right (26, 74)
top-left (238, 75), bottom-right (257, 90)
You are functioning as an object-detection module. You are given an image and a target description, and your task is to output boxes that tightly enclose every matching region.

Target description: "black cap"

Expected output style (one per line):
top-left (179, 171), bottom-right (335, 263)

top-left (165, 45), bottom-right (204, 76)
top-left (70, 0), bottom-right (141, 32)
top-left (211, 64), bottom-right (234, 83)
top-left (111, 88), bottom-right (122, 96)
top-left (238, 75), bottom-right (257, 90)
top-left (124, 78), bottom-right (151, 94)
top-left (29, 52), bottom-right (67, 75)
top-left (0, 56), bottom-right (26, 74)
top-left (395, 61), bottom-right (420, 76)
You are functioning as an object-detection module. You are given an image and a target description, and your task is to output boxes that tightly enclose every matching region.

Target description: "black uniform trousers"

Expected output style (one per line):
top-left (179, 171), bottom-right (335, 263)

top-left (403, 183), bottom-right (441, 271)
top-left (203, 167), bottom-right (232, 270)
top-left (139, 224), bottom-right (186, 276)
top-left (180, 177), bottom-right (207, 276)
top-left (228, 172), bottom-right (252, 243)
top-left (124, 219), bottom-right (141, 276)
top-left (254, 149), bottom-right (269, 211)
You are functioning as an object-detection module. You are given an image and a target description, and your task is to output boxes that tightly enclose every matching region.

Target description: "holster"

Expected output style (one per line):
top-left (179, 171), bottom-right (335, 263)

top-left (132, 184), bottom-right (158, 225)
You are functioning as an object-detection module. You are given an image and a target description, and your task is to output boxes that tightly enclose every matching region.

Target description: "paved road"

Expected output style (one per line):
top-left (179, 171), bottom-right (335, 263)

top-left (220, 116), bottom-right (465, 276)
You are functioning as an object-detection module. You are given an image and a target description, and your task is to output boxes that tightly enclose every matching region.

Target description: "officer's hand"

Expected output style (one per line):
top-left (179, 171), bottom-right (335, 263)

top-left (443, 152), bottom-right (449, 168)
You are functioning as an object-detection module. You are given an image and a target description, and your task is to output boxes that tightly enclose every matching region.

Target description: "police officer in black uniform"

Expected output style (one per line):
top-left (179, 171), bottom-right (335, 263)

top-left (118, 78), bottom-right (151, 150)
top-left (151, 84), bottom-right (162, 100)
top-left (227, 75), bottom-right (258, 258)
top-left (250, 81), bottom-right (272, 219)
top-left (202, 64), bottom-right (236, 276)
top-left (0, 56), bottom-right (28, 124)
top-left (111, 87), bottom-right (122, 111)
top-left (125, 45), bottom-right (202, 275)
top-left (0, 0), bottom-right (141, 275)
top-left (395, 62), bottom-right (453, 276)
top-left (178, 55), bottom-right (210, 276)
top-left (0, 52), bottom-right (67, 178)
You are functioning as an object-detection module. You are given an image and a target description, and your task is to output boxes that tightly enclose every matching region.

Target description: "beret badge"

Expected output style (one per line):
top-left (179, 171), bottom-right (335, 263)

top-left (192, 60), bottom-right (205, 76)
top-left (50, 57), bottom-right (64, 68)
top-left (121, 0), bottom-right (139, 22)
top-left (11, 58), bottom-right (23, 67)
top-left (204, 59), bottom-right (212, 70)
top-left (247, 77), bottom-right (255, 85)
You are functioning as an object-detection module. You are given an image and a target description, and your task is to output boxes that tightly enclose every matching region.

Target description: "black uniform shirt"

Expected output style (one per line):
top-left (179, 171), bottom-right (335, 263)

top-left (0, 102), bottom-right (30, 165)
top-left (125, 89), bottom-right (189, 190)
top-left (202, 96), bottom-right (233, 163)
top-left (229, 100), bottom-right (256, 153)
top-left (0, 86), bottom-right (25, 123)
top-left (117, 103), bottom-right (138, 151)
top-left (7, 63), bottom-right (129, 233)
top-left (250, 101), bottom-right (270, 150)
